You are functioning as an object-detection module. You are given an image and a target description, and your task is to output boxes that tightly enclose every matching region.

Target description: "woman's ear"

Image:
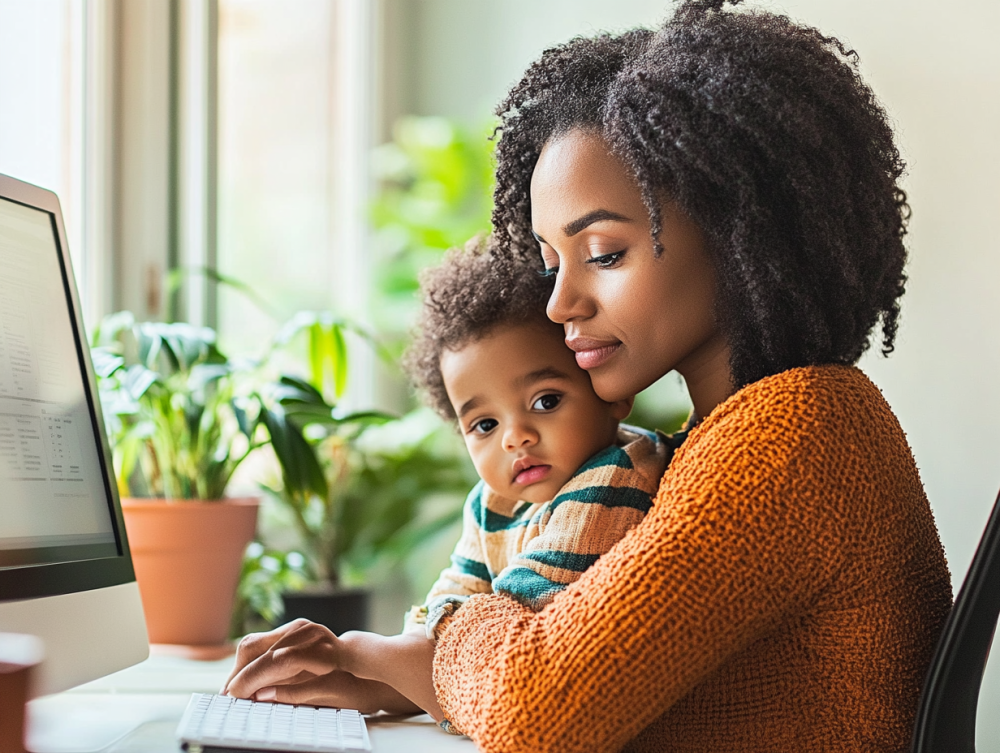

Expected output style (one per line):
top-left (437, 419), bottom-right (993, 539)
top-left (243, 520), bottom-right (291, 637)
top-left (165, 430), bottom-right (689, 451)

top-left (611, 395), bottom-right (635, 421)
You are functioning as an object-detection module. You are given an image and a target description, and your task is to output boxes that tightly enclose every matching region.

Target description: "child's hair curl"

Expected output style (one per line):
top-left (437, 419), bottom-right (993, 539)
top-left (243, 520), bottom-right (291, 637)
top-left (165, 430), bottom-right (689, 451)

top-left (403, 235), bottom-right (555, 421)
top-left (491, 0), bottom-right (910, 389)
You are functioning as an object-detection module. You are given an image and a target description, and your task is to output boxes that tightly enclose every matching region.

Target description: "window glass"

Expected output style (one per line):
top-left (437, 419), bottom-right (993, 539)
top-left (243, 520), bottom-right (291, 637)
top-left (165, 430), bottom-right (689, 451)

top-left (217, 0), bottom-right (337, 356)
top-left (0, 0), bottom-right (86, 309)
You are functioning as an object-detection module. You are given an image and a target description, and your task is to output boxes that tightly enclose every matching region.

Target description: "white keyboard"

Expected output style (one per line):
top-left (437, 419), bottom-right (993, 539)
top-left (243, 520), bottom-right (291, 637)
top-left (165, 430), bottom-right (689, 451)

top-left (176, 693), bottom-right (371, 752)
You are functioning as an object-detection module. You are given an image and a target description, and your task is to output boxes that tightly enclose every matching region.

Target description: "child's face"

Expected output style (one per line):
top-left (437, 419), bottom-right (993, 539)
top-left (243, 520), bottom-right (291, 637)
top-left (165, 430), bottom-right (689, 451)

top-left (440, 320), bottom-right (632, 504)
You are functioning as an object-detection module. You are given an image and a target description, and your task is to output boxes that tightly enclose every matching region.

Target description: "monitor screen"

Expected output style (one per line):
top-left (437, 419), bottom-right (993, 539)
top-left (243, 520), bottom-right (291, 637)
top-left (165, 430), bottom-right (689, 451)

top-left (0, 196), bottom-right (118, 570)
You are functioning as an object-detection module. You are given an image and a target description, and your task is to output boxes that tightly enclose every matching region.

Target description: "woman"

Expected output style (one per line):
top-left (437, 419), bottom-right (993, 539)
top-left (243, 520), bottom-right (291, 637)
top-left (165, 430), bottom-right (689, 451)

top-left (224, 2), bottom-right (952, 750)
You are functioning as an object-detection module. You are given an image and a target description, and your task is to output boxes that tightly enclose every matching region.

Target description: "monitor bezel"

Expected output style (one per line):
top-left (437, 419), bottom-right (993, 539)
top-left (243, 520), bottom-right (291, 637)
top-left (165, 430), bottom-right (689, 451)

top-left (0, 173), bottom-right (135, 600)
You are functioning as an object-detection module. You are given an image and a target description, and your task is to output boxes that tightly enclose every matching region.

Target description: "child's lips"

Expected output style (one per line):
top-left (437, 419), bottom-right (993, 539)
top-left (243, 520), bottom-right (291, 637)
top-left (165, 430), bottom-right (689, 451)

top-left (513, 464), bottom-right (552, 486)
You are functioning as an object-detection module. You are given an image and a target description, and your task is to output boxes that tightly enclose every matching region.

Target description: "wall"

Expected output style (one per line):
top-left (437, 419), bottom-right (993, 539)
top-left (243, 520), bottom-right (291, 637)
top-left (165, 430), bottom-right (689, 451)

top-left (394, 0), bottom-right (1000, 744)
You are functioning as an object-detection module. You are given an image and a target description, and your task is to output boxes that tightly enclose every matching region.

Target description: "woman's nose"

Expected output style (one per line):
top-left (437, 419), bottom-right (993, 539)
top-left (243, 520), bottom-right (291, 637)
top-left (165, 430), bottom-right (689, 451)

top-left (503, 421), bottom-right (539, 451)
top-left (546, 265), bottom-right (591, 324)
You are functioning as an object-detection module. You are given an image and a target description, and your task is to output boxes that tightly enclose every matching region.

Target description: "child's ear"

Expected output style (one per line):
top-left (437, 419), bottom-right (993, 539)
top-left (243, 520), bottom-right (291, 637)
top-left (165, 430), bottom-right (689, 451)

top-left (611, 396), bottom-right (634, 421)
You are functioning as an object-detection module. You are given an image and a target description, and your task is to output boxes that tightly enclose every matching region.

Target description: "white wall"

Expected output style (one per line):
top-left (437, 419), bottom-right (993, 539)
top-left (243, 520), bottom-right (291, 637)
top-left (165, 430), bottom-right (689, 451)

top-left (399, 0), bottom-right (1000, 743)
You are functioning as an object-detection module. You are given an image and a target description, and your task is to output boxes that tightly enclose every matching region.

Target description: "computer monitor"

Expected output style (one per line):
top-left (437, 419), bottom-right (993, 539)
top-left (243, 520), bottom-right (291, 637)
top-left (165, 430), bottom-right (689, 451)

top-left (0, 173), bottom-right (148, 697)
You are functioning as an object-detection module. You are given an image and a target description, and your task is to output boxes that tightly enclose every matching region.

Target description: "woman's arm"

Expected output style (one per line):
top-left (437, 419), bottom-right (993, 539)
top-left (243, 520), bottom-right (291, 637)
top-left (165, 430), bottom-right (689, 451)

top-left (432, 387), bottom-right (847, 752)
top-left (224, 484), bottom-right (498, 715)
top-left (223, 620), bottom-right (442, 718)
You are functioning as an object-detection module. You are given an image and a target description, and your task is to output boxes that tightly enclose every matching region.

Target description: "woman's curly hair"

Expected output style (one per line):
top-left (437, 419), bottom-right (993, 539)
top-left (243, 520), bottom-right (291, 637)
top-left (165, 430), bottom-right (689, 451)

top-left (491, 0), bottom-right (910, 389)
top-left (403, 235), bottom-right (555, 421)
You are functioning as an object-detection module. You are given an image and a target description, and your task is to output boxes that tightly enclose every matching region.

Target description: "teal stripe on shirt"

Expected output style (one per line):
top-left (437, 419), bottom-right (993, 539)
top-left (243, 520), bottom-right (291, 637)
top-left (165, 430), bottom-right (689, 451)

top-left (576, 444), bottom-right (634, 474)
top-left (519, 549), bottom-right (602, 572)
top-left (551, 484), bottom-right (654, 513)
top-left (469, 481), bottom-right (533, 533)
top-left (492, 567), bottom-right (565, 608)
top-left (449, 553), bottom-right (493, 582)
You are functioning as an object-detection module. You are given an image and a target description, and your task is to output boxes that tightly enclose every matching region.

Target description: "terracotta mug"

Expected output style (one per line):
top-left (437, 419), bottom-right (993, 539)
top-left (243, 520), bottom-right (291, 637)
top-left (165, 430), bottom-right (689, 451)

top-left (0, 633), bottom-right (43, 753)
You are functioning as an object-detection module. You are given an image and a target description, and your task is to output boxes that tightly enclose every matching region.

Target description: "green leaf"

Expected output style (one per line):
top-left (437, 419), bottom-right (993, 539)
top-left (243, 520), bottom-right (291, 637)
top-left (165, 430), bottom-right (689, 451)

top-left (90, 310), bottom-right (135, 348)
top-left (308, 321), bottom-right (325, 395)
top-left (332, 324), bottom-right (348, 399)
top-left (232, 399), bottom-right (255, 439)
top-left (91, 348), bottom-right (125, 379)
top-left (260, 403), bottom-right (328, 500)
top-left (122, 365), bottom-right (159, 401)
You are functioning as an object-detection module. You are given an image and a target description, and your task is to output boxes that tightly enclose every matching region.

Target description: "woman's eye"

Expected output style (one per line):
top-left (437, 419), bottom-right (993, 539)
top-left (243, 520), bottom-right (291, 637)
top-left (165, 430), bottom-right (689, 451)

top-left (532, 394), bottom-right (561, 411)
top-left (586, 251), bottom-right (626, 269)
top-left (471, 418), bottom-right (498, 435)
top-left (539, 255), bottom-right (560, 278)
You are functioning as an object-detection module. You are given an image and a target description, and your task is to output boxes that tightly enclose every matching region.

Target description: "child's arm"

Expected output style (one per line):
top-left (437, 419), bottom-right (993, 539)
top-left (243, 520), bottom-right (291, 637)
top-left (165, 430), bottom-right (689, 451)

top-left (404, 481), bottom-right (495, 634)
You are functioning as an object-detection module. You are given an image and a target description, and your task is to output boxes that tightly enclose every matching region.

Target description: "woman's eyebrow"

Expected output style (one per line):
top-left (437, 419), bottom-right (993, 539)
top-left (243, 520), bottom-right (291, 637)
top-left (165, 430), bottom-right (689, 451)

top-left (563, 209), bottom-right (632, 237)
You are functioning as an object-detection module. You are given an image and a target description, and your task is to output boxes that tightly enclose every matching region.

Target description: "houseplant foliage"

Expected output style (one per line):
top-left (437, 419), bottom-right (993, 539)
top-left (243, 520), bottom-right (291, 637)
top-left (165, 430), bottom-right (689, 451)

top-left (231, 544), bottom-right (310, 636)
top-left (89, 309), bottom-right (368, 502)
top-left (90, 311), bottom-right (270, 500)
top-left (90, 311), bottom-right (283, 648)
top-left (253, 316), bottom-right (478, 633)
top-left (370, 115), bottom-right (495, 340)
top-left (265, 383), bottom-right (476, 590)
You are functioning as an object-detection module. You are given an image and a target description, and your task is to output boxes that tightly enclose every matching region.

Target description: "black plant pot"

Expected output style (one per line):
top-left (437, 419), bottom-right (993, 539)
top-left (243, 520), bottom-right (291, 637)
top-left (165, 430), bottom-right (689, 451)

top-left (281, 587), bottom-right (370, 636)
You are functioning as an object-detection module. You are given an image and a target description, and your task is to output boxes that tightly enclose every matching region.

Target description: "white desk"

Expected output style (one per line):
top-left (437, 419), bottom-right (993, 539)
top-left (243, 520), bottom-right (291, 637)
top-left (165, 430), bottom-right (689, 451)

top-left (26, 652), bottom-right (477, 752)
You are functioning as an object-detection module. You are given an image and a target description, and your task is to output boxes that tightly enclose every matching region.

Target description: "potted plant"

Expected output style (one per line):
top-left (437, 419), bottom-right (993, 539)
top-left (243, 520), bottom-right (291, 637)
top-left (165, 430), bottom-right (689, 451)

top-left (91, 312), bottom-right (278, 654)
top-left (253, 315), bottom-right (478, 635)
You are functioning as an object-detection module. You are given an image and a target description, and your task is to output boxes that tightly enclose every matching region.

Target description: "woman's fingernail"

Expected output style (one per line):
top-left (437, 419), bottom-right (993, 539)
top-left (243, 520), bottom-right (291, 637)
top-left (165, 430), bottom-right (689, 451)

top-left (256, 687), bottom-right (277, 702)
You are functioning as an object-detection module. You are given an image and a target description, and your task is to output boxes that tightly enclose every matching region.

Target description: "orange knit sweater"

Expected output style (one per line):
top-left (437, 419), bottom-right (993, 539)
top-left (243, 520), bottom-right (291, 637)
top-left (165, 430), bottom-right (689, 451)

top-left (432, 365), bottom-right (952, 752)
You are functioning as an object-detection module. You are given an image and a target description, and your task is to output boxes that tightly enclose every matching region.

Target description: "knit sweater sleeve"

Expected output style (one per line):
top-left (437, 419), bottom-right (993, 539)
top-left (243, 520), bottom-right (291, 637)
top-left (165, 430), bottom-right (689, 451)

top-left (432, 371), bottom-right (851, 752)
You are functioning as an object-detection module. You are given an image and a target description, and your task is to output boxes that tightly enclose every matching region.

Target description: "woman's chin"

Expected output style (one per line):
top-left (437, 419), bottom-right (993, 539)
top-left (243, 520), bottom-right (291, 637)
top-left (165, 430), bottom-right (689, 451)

top-left (590, 368), bottom-right (653, 405)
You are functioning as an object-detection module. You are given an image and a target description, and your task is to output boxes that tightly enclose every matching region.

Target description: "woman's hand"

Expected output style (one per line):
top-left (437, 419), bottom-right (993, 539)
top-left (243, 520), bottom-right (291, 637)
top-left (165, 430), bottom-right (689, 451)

top-left (223, 619), bottom-right (442, 720)
top-left (222, 620), bottom-right (398, 713)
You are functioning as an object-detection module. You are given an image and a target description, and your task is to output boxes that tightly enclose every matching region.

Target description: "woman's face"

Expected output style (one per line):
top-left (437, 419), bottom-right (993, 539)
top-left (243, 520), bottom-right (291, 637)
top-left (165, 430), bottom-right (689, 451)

top-left (529, 129), bottom-right (730, 407)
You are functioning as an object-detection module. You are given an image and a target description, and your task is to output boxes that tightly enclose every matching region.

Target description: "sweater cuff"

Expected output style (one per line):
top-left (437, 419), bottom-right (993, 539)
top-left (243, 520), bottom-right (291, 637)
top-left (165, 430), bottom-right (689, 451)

top-left (424, 595), bottom-right (468, 642)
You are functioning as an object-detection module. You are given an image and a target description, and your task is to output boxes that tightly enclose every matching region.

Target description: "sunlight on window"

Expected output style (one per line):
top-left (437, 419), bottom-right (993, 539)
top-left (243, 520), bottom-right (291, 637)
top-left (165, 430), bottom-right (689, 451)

top-left (217, 0), bottom-right (338, 356)
top-left (0, 0), bottom-right (85, 308)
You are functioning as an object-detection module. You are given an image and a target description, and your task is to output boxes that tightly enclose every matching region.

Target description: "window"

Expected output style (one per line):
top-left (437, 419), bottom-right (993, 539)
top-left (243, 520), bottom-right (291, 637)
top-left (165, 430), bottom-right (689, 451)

top-left (216, 0), bottom-right (374, 371)
top-left (0, 0), bottom-right (87, 313)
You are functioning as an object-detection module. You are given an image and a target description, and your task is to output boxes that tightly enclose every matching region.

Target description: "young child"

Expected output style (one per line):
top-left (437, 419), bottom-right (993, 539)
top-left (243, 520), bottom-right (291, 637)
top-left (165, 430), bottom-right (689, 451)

top-left (401, 236), bottom-right (678, 640)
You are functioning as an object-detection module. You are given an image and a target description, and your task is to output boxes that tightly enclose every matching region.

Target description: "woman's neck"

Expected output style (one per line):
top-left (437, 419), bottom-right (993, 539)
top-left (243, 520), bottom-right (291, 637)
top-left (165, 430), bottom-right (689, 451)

top-left (678, 333), bottom-right (734, 423)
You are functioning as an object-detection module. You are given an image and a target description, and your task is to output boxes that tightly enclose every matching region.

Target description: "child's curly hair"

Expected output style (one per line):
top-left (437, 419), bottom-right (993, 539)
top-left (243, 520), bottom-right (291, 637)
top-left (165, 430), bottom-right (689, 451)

top-left (491, 0), bottom-right (910, 390)
top-left (403, 235), bottom-right (556, 421)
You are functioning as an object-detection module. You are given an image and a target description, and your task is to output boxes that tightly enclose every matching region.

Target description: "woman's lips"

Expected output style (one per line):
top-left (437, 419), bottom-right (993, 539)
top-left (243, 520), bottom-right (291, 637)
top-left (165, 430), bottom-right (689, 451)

top-left (566, 337), bottom-right (622, 370)
top-left (514, 464), bottom-right (552, 486)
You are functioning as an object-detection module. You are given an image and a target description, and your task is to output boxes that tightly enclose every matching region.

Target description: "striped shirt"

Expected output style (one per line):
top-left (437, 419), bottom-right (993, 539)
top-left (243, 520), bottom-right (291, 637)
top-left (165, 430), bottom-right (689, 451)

top-left (405, 425), bottom-right (674, 638)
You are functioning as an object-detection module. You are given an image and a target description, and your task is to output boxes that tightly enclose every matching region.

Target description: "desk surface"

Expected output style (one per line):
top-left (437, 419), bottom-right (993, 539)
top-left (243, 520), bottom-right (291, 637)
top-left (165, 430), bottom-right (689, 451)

top-left (27, 651), bottom-right (477, 753)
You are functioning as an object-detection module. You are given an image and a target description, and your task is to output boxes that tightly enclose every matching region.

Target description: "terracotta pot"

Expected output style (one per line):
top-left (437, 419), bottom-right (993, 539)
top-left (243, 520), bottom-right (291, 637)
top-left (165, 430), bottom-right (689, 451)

top-left (121, 498), bottom-right (258, 649)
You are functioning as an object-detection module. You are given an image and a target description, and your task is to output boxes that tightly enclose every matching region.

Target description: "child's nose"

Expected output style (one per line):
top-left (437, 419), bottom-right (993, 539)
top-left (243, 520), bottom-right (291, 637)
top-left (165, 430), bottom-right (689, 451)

top-left (503, 422), bottom-right (538, 451)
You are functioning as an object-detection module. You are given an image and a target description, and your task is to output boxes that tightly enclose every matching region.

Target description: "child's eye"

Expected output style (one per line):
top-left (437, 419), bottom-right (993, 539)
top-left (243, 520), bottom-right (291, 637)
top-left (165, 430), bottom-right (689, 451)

top-left (471, 418), bottom-right (498, 435)
top-left (532, 394), bottom-right (561, 411)
top-left (586, 251), bottom-right (626, 269)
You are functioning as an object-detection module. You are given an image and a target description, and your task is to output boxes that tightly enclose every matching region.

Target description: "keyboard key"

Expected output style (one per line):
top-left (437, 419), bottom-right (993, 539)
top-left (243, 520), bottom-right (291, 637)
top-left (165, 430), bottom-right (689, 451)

top-left (176, 693), bottom-right (370, 751)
